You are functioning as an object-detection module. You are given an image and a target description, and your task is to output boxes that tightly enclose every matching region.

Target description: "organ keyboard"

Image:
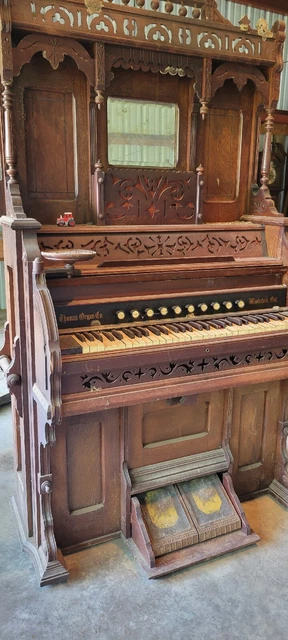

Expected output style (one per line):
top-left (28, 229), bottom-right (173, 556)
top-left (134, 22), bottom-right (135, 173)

top-left (60, 311), bottom-right (288, 355)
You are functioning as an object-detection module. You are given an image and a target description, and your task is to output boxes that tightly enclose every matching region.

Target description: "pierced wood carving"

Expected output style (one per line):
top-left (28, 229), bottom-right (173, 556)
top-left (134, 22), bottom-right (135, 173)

top-left (72, 348), bottom-right (288, 393)
top-left (9, 1), bottom-right (285, 67)
top-left (104, 169), bottom-right (197, 224)
top-left (39, 227), bottom-right (264, 261)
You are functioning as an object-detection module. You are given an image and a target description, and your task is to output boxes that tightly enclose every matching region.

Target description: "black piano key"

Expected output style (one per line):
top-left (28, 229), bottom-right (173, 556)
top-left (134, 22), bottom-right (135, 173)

top-left (131, 327), bottom-right (144, 338)
top-left (222, 318), bottom-right (233, 326)
top-left (157, 325), bottom-right (169, 335)
top-left (75, 332), bottom-right (86, 342)
top-left (253, 315), bottom-right (269, 323)
top-left (266, 312), bottom-right (286, 321)
top-left (206, 319), bottom-right (225, 329)
top-left (121, 328), bottom-right (137, 339)
top-left (168, 323), bottom-right (181, 333)
top-left (149, 326), bottom-right (161, 336)
top-left (178, 322), bottom-right (194, 332)
top-left (228, 317), bottom-right (243, 326)
top-left (244, 315), bottom-right (259, 324)
top-left (188, 321), bottom-right (205, 331)
top-left (170, 323), bottom-right (187, 333)
top-left (111, 329), bottom-right (125, 340)
top-left (137, 327), bottom-right (150, 337)
top-left (83, 331), bottom-right (97, 341)
top-left (101, 330), bottom-right (115, 342)
top-left (89, 331), bottom-right (104, 343)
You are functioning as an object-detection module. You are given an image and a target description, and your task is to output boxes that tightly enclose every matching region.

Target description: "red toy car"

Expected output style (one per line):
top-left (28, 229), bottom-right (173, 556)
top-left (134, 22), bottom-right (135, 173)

top-left (56, 212), bottom-right (76, 227)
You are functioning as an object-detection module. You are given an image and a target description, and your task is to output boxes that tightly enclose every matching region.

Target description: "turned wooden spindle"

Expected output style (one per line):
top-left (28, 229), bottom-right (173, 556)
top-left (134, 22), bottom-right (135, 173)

top-left (2, 82), bottom-right (18, 185)
top-left (195, 164), bottom-right (204, 225)
top-left (260, 108), bottom-right (274, 188)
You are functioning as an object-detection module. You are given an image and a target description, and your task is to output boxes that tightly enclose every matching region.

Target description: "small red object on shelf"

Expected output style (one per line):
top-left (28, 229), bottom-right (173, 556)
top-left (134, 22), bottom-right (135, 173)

top-left (56, 212), bottom-right (76, 227)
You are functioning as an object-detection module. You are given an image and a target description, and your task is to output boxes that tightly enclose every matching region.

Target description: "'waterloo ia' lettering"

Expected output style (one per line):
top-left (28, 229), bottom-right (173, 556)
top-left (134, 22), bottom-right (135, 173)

top-left (249, 297), bottom-right (271, 305)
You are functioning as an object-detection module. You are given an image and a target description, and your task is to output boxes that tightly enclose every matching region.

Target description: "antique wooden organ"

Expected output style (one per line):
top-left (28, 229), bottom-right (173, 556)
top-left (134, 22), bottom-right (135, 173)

top-left (1, 0), bottom-right (288, 585)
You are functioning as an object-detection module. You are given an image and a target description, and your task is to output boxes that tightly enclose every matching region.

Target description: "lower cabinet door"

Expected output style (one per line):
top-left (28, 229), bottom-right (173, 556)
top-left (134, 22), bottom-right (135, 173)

top-left (51, 409), bottom-right (121, 549)
top-left (230, 381), bottom-right (281, 497)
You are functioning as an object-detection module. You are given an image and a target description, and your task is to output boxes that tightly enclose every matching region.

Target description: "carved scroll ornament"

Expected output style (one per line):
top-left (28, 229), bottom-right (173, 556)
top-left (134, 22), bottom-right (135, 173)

top-left (73, 347), bottom-right (288, 393)
top-left (12, 33), bottom-right (94, 84)
top-left (211, 63), bottom-right (269, 104)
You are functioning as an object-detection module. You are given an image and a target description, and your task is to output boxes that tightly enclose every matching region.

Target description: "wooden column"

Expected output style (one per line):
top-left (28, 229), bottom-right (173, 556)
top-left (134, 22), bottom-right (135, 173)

top-left (2, 81), bottom-right (17, 185)
top-left (260, 108), bottom-right (274, 188)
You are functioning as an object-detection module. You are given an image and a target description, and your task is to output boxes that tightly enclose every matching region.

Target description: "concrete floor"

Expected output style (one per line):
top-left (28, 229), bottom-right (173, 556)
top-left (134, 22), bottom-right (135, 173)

top-left (1, 307), bottom-right (288, 639)
top-left (1, 402), bottom-right (288, 640)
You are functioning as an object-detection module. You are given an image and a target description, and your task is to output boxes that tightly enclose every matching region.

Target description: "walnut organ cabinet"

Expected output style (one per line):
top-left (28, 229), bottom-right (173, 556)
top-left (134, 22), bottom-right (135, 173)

top-left (1, 0), bottom-right (288, 585)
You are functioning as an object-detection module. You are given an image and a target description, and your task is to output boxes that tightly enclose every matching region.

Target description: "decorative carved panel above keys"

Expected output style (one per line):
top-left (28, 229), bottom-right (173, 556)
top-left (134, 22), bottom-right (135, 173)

top-left (104, 169), bottom-right (197, 225)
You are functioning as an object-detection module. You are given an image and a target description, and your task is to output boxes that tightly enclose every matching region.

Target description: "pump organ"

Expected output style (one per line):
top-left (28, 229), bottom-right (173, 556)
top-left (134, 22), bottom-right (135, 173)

top-left (1, 0), bottom-right (288, 584)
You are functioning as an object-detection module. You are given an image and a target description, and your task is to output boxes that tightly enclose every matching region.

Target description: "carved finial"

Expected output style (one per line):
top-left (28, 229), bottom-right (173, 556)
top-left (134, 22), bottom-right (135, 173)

top-left (95, 89), bottom-right (104, 110)
top-left (200, 101), bottom-right (209, 120)
top-left (196, 164), bottom-right (204, 180)
top-left (95, 159), bottom-right (104, 172)
top-left (239, 15), bottom-right (250, 32)
top-left (84, 0), bottom-right (103, 14)
top-left (179, 1), bottom-right (187, 18)
top-left (192, 7), bottom-right (201, 19)
top-left (256, 18), bottom-right (273, 40)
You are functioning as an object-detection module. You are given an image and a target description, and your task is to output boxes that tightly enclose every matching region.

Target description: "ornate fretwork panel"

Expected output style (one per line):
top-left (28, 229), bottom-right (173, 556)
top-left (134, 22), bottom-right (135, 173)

top-left (9, 1), bottom-right (284, 66)
top-left (60, 347), bottom-right (288, 395)
top-left (104, 169), bottom-right (197, 225)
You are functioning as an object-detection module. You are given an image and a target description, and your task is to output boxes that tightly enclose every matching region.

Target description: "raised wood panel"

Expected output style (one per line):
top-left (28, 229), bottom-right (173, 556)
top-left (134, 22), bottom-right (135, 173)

top-left (230, 381), bottom-right (281, 497)
top-left (25, 89), bottom-right (75, 200)
top-left (198, 81), bottom-right (256, 223)
top-left (205, 107), bottom-right (242, 202)
top-left (51, 409), bottom-right (121, 549)
top-left (67, 420), bottom-right (103, 513)
top-left (13, 55), bottom-right (90, 224)
top-left (142, 400), bottom-right (209, 447)
top-left (127, 392), bottom-right (225, 469)
top-left (238, 389), bottom-right (266, 470)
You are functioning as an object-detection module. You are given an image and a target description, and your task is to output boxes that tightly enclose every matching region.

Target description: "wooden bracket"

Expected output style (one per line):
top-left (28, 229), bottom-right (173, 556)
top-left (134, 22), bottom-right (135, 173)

top-left (0, 332), bottom-right (22, 416)
top-left (222, 472), bottom-right (251, 535)
top-left (131, 496), bottom-right (156, 568)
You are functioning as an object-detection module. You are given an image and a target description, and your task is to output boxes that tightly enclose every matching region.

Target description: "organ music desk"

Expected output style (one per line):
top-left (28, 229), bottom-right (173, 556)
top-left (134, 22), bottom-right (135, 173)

top-left (1, 0), bottom-right (288, 585)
